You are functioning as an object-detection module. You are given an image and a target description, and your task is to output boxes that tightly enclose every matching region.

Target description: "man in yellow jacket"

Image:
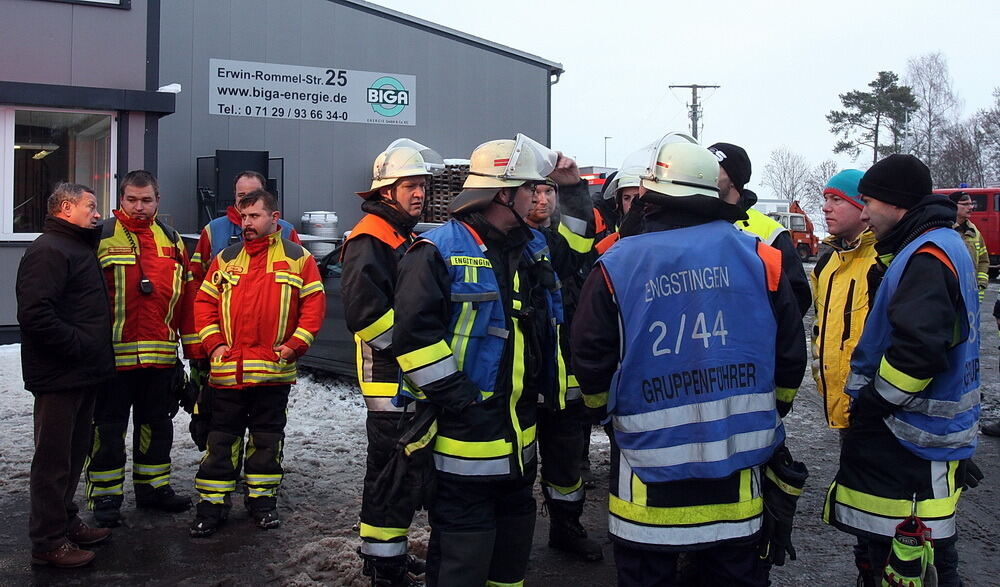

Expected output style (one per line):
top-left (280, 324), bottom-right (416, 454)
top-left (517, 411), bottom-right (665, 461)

top-left (809, 169), bottom-right (879, 584)
top-left (949, 191), bottom-right (989, 300)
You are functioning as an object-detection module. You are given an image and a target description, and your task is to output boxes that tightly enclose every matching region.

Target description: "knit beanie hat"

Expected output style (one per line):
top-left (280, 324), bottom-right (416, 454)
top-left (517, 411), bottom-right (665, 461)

top-left (857, 154), bottom-right (932, 209)
top-left (823, 169), bottom-right (865, 209)
top-left (708, 143), bottom-right (751, 191)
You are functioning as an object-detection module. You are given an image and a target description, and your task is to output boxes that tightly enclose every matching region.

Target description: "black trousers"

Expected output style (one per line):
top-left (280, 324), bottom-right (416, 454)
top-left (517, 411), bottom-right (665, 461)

top-left (194, 385), bottom-right (289, 503)
top-left (87, 367), bottom-right (176, 501)
top-left (359, 411), bottom-right (421, 558)
top-left (29, 385), bottom-right (98, 553)
top-left (537, 401), bottom-right (587, 515)
top-left (613, 536), bottom-right (770, 587)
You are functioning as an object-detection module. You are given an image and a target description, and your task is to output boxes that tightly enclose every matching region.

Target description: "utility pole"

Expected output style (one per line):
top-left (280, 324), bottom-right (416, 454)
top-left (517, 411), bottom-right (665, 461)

top-left (603, 136), bottom-right (612, 167)
top-left (669, 84), bottom-right (719, 141)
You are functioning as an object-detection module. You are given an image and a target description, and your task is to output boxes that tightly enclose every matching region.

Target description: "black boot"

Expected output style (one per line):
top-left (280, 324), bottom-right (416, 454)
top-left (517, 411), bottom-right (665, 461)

top-left (92, 495), bottom-right (123, 528)
top-left (246, 496), bottom-right (281, 530)
top-left (190, 501), bottom-right (229, 538)
top-left (548, 506), bottom-right (603, 561)
top-left (359, 550), bottom-right (423, 587)
top-left (136, 485), bottom-right (192, 512)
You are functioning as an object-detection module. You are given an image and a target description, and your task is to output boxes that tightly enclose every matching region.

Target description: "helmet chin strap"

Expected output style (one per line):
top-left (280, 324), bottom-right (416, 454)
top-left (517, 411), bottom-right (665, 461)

top-left (494, 187), bottom-right (532, 233)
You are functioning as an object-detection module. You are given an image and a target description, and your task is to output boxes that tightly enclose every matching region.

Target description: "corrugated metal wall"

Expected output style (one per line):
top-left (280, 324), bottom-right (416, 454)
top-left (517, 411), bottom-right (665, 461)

top-left (156, 0), bottom-right (553, 233)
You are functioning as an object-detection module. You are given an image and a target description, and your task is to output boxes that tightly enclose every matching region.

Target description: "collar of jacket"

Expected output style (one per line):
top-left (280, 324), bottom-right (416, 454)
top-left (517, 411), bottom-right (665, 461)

top-left (875, 194), bottom-right (957, 257)
top-left (113, 208), bottom-right (154, 233)
top-left (226, 205), bottom-right (243, 226)
top-left (244, 230), bottom-right (280, 256)
top-left (461, 213), bottom-right (531, 253)
top-left (361, 198), bottom-right (418, 235)
top-left (43, 215), bottom-right (101, 249)
top-left (823, 229), bottom-right (876, 252)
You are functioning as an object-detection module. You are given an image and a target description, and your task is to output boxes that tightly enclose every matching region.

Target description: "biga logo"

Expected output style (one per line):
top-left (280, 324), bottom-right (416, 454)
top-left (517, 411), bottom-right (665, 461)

top-left (367, 77), bottom-right (409, 117)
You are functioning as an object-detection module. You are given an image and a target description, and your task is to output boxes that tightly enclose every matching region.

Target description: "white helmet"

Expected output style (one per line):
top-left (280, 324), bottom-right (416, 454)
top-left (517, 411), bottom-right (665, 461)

top-left (451, 133), bottom-right (558, 214)
top-left (603, 147), bottom-right (648, 200)
top-left (631, 132), bottom-right (720, 200)
top-left (357, 138), bottom-right (444, 199)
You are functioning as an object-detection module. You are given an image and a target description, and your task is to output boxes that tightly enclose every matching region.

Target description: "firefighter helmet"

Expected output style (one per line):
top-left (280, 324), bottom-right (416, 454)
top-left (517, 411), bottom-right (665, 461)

top-left (634, 132), bottom-right (720, 201)
top-left (450, 133), bottom-right (558, 214)
top-left (357, 138), bottom-right (443, 199)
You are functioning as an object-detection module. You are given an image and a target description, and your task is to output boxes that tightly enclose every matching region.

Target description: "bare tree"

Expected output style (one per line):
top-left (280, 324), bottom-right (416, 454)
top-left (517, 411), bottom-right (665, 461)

top-left (975, 88), bottom-right (1000, 184)
top-left (799, 160), bottom-right (840, 232)
top-left (936, 119), bottom-right (988, 187)
top-left (762, 148), bottom-right (811, 203)
top-left (905, 52), bottom-right (959, 171)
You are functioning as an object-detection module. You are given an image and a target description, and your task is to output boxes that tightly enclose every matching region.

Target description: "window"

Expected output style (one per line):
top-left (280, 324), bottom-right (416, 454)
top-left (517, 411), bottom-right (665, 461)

top-left (1, 107), bottom-right (116, 240)
top-left (790, 215), bottom-right (807, 231)
top-left (971, 194), bottom-right (988, 212)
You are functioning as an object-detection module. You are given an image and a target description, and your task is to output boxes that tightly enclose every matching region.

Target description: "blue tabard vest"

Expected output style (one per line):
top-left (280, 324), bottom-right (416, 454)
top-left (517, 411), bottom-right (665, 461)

top-left (206, 215), bottom-right (296, 258)
top-left (399, 220), bottom-right (563, 404)
top-left (600, 221), bottom-right (783, 484)
top-left (847, 228), bottom-right (980, 461)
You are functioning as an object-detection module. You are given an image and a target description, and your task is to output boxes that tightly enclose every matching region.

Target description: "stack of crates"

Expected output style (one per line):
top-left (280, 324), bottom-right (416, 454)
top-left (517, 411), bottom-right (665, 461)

top-left (423, 161), bottom-right (470, 223)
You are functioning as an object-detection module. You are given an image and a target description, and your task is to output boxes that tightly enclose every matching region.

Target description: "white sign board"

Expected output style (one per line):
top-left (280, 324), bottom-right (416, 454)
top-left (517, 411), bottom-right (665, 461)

top-left (209, 58), bottom-right (416, 126)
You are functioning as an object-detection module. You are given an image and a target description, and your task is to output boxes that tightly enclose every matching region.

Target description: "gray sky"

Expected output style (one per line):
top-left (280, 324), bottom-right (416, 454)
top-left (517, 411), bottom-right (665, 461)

top-left (372, 0), bottom-right (998, 195)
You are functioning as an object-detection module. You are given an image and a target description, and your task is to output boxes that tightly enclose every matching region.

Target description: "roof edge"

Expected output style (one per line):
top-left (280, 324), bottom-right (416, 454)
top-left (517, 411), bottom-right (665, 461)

top-left (329, 0), bottom-right (564, 76)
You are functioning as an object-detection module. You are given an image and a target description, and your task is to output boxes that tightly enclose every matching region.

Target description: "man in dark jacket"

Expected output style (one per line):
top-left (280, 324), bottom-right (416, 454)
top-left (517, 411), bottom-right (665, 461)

top-left (17, 183), bottom-right (116, 568)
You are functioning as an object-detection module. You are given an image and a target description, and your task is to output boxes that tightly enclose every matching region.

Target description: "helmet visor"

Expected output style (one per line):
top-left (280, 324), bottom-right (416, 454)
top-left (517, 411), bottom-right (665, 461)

top-left (505, 133), bottom-right (558, 181)
top-left (639, 132), bottom-right (699, 182)
top-left (384, 138), bottom-right (445, 176)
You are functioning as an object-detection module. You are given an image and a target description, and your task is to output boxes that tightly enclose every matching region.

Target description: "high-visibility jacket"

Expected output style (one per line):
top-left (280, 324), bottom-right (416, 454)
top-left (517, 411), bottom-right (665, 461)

top-left (956, 219), bottom-right (989, 299)
top-left (340, 212), bottom-right (414, 410)
top-left (394, 220), bottom-right (562, 481)
top-left (735, 208), bottom-right (786, 246)
top-left (98, 210), bottom-right (190, 370)
top-left (599, 221), bottom-right (785, 484)
top-left (194, 231), bottom-right (325, 389)
top-left (810, 231), bottom-right (877, 428)
top-left (183, 206), bottom-right (301, 358)
top-left (847, 228), bottom-right (980, 462)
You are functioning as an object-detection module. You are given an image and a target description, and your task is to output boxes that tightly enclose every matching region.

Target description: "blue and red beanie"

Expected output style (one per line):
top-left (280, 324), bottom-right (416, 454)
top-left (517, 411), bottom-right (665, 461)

top-left (823, 169), bottom-right (864, 209)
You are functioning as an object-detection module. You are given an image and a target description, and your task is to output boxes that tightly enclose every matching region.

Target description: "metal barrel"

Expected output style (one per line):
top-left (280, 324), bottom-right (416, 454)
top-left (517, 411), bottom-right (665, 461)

top-left (300, 210), bottom-right (339, 259)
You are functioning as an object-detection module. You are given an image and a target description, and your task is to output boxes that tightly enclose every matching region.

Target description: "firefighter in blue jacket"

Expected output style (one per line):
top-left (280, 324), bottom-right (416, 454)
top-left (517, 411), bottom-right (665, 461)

top-left (571, 133), bottom-right (807, 586)
top-left (824, 154), bottom-right (981, 587)
top-left (392, 135), bottom-right (590, 586)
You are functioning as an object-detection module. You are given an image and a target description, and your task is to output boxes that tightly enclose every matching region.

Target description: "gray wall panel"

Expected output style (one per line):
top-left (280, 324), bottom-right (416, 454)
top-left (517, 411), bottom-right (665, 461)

top-left (157, 0), bottom-right (552, 233)
top-left (0, 247), bottom-right (28, 327)
top-left (1, 0), bottom-right (147, 90)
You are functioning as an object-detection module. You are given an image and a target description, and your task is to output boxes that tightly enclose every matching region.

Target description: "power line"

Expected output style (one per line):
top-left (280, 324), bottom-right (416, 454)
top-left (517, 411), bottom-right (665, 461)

top-left (668, 84), bottom-right (720, 141)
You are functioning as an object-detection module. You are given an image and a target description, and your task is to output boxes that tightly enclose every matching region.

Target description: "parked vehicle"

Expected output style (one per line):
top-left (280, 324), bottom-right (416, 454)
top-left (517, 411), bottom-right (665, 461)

top-left (767, 201), bottom-right (819, 261)
top-left (933, 186), bottom-right (1000, 278)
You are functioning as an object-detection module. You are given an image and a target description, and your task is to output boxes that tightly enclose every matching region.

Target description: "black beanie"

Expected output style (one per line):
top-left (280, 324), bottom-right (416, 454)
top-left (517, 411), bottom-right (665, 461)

top-left (858, 154), bottom-right (932, 209)
top-left (708, 143), bottom-right (752, 189)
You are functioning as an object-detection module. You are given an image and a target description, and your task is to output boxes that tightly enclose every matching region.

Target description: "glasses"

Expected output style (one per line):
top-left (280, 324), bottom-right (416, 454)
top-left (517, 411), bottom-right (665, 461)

top-left (960, 201), bottom-right (976, 209)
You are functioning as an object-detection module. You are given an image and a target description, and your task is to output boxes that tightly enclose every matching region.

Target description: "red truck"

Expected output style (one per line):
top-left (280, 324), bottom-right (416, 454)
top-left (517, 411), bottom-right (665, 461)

top-left (766, 200), bottom-right (820, 261)
top-left (933, 187), bottom-right (1000, 278)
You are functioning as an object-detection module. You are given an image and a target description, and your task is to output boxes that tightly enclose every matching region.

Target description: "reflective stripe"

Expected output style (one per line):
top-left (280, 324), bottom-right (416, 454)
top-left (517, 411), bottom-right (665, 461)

top-left (368, 327), bottom-right (393, 351)
top-left (199, 324), bottom-right (221, 341)
top-left (292, 327), bottom-right (315, 346)
top-left (833, 502), bottom-right (956, 539)
top-left (274, 271), bottom-right (304, 287)
top-left (405, 355), bottom-right (459, 388)
top-left (544, 483), bottom-right (584, 503)
top-left (89, 483), bottom-right (124, 496)
top-left (246, 474), bottom-right (283, 485)
top-left (357, 309), bottom-right (394, 344)
top-left (487, 326), bottom-right (509, 339)
top-left (775, 387), bottom-right (797, 404)
top-left (364, 396), bottom-right (407, 412)
top-left (486, 580), bottom-right (524, 587)
top-left (584, 392), bottom-right (608, 409)
top-left (451, 292), bottom-right (499, 302)
top-left (181, 333), bottom-right (201, 346)
top-left (397, 340), bottom-right (452, 372)
top-left (560, 214), bottom-right (589, 237)
top-left (433, 442), bottom-right (536, 477)
top-left (300, 281), bottom-right (324, 297)
top-left (846, 371), bottom-right (871, 391)
top-left (565, 386), bottom-right (582, 401)
top-left (199, 493), bottom-right (227, 504)
top-left (609, 491), bottom-right (762, 527)
top-left (620, 428), bottom-right (776, 470)
top-left (199, 280), bottom-right (220, 298)
top-left (874, 374), bottom-right (921, 407)
top-left (195, 478), bottom-right (237, 492)
top-left (878, 356), bottom-right (931, 393)
top-left (834, 483), bottom-right (960, 518)
top-left (608, 510), bottom-right (762, 546)
top-left (134, 474), bottom-right (170, 488)
top-left (133, 463), bottom-right (170, 475)
top-left (360, 540), bottom-right (408, 557)
top-left (359, 523), bottom-right (408, 542)
top-left (248, 487), bottom-right (277, 497)
top-left (765, 467), bottom-right (801, 497)
top-left (558, 221), bottom-right (594, 254)
top-left (360, 380), bottom-right (398, 398)
top-left (892, 387), bottom-right (980, 418)
top-left (931, 461), bottom-right (950, 499)
top-left (884, 415), bottom-right (980, 449)
top-left (614, 392), bottom-right (775, 434)
top-left (88, 468), bottom-right (125, 481)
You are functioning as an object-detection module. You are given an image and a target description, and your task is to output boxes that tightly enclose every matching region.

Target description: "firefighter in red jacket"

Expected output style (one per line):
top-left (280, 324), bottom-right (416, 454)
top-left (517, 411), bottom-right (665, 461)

top-left (189, 189), bottom-right (325, 537)
top-left (86, 170), bottom-right (193, 527)
top-left (341, 139), bottom-right (442, 585)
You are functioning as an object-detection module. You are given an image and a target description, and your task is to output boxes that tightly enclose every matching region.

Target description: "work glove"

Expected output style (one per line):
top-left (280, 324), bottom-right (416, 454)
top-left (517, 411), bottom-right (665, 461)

top-left (961, 459), bottom-right (983, 490)
top-left (189, 384), bottom-right (213, 452)
top-left (167, 360), bottom-right (189, 418)
top-left (759, 444), bottom-right (809, 567)
top-left (182, 359), bottom-right (209, 415)
top-left (881, 515), bottom-right (937, 587)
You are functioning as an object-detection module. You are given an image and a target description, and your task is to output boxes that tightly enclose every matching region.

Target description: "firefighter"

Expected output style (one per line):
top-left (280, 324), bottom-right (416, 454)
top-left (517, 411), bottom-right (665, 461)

top-left (593, 171), bottom-right (641, 255)
top-left (86, 170), bottom-right (192, 527)
top-left (522, 177), bottom-right (603, 561)
top-left (949, 190), bottom-right (989, 301)
top-left (182, 171), bottom-right (302, 386)
top-left (708, 142), bottom-right (812, 316)
top-left (392, 135), bottom-right (586, 586)
top-left (341, 139), bottom-right (442, 585)
top-left (823, 155), bottom-right (980, 587)
top-left (190, 189), bottom-right (325, 537)
top-left (571, 133), bottom-right (806, 586)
